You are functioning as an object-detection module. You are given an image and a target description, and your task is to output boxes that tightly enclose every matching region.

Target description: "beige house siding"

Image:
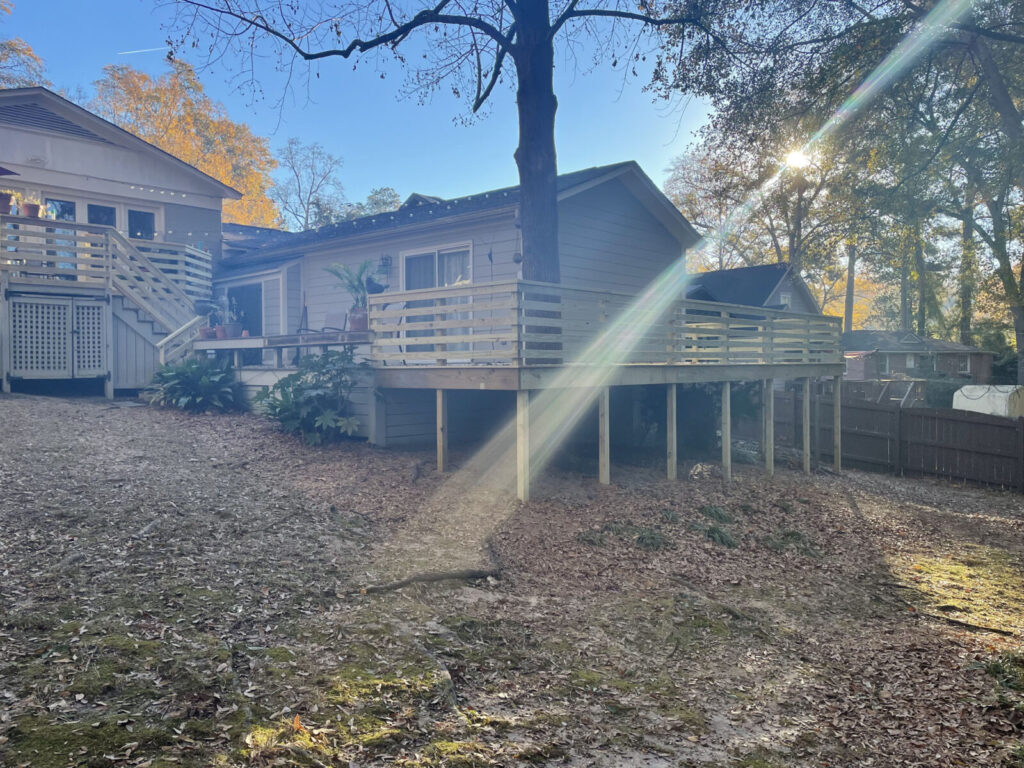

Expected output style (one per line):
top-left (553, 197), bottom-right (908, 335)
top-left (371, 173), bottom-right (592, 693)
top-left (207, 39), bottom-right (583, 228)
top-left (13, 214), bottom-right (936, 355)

top-left (558, 179), bottom-right (684, 293)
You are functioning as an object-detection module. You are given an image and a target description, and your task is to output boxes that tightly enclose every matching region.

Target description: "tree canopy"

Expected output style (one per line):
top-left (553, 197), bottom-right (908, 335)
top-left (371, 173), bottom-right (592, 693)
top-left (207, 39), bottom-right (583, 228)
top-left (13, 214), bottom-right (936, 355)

top-left (0, 1), bottom-right (46, 88)
top-left (91, 61), bottom-right (281, 228)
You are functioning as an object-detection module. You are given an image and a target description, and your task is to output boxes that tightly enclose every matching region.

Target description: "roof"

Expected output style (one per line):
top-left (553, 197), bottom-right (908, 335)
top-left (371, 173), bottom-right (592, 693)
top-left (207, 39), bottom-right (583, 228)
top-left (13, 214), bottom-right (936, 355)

top-left (842, 330), bottom-right (991, 355)
top-left (686, 263), bottom-right (795, 307)
top-left (218, 161), bottom-right (700, 273)
top-left (0, 87), bottom-right (241, 199)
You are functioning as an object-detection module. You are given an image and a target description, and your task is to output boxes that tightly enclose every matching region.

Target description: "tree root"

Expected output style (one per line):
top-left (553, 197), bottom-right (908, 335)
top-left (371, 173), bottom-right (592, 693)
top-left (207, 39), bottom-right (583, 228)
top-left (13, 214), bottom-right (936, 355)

top-left (357, 568), bottom-right (500, 595)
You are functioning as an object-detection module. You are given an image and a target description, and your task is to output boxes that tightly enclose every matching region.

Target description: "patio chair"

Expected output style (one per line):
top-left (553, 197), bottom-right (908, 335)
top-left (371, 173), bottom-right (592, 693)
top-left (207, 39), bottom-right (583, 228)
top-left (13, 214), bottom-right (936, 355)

top-left (297, 310), bottom-right (348, 334)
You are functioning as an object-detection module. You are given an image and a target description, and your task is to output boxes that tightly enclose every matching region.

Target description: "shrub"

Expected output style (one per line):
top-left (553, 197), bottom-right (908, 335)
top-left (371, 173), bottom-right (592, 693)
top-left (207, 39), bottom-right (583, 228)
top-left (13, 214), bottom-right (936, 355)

top-left (149, 357), bottom-right (244, 414)
top-left (255, 348), bottom-right (367, 445)
top-left (635, 527), bottom-right (671, 551)
top-left (576, 529), bottom-right (606, 547)
top-left (661, 508), bottom-right (680, 523)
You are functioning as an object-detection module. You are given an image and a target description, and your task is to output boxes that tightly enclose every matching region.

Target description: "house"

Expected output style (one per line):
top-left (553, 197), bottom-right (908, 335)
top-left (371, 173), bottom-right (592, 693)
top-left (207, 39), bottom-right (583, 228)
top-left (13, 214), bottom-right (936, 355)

top-left (842, 330), bottom-right (993, 384)
top-left (685, 263), bottom-right (819, 314)
top-left (202, 161), bottom-right (845, 499)
top-left (0, 87), bottom-right (237, 394)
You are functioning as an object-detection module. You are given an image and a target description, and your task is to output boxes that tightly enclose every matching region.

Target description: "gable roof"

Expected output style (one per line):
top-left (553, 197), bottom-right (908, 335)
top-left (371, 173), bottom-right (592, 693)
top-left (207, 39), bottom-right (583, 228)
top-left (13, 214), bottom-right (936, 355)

top-left (219, 161), bottom-right (699, 272)
top-left (842, 330), bottom-right (990, 355)
top-left (685, 263), bottom-right (812, 309)
top-left (0, 87), bottom-right (241, 199)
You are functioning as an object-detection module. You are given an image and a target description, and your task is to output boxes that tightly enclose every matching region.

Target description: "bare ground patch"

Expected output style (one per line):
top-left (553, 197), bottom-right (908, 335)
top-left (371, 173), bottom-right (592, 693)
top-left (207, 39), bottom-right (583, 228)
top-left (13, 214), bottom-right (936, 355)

top-left (1, 395), bottom-right (1023, 767)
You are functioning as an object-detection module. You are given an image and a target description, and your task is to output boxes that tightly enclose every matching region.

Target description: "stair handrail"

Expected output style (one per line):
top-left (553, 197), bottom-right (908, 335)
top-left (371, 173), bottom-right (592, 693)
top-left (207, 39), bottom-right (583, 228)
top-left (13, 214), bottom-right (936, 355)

top-left (155, 315), bottom-right (204, 365)
top-left (107, 229), bottom-right (195, 331)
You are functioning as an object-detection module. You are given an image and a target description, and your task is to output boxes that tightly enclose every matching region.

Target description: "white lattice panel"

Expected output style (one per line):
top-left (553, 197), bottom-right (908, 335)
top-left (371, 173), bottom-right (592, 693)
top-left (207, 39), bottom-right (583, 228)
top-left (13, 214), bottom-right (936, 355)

top-left (73, 301), bottom-right (106, 376)
top-left (9, 298), bottom-right (72, 378)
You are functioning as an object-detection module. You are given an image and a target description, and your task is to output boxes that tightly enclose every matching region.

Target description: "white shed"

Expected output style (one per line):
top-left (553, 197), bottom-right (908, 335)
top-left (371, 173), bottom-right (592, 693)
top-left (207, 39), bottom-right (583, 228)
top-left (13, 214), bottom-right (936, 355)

top-left (953, 385), bottom-right (1024, 418)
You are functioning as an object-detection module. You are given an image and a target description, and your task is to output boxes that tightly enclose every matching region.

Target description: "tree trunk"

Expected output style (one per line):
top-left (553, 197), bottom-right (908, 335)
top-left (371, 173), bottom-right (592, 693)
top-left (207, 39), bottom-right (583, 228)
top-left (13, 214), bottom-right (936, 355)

top-left (959, 208), bottom-right (977, 346)
top-left (513, 0), bottom-right (560, 284)
top-left (914, 227), bottom-right (926, 336)
top-left (788, 179), bottom-right (805, 275)
top-left (899, 251), bottom-right (911, 331)
top-left (844, 241), bottom-right (856, 332)
top-left (1011, 305), bottom-right (1024, 386)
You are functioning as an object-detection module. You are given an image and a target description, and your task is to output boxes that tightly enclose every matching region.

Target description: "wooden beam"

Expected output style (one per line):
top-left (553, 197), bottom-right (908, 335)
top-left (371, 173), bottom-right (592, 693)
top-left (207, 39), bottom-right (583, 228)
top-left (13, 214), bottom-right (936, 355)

top-left (436, 389), bottom-right (448, 473)
top-left (0, 274), bottom-right (8, 395)
top-left (833, 375), bottom-right (842, 472)
top-left (765, 378), bottom-right (775, 478)
top-left (666, 383), bottom-right (677, 480)
top-left (103, 299), bottom-right (114, 400)
top-left (599, 386), bottom-right (611, 485)
top-left (721, 381), bottom-right (732, 483)
top-left (802, 377), bottom-right (811, 474)
top-left (516, 389), bottom-right (530, 502)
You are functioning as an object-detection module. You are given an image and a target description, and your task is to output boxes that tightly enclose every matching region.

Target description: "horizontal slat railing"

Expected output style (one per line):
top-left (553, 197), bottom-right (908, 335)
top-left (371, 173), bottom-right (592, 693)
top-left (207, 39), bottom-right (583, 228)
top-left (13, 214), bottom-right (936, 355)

top-left (132, 240), bottom-right (213, 301)
top-left (367, 280), bottom-right (842, 369)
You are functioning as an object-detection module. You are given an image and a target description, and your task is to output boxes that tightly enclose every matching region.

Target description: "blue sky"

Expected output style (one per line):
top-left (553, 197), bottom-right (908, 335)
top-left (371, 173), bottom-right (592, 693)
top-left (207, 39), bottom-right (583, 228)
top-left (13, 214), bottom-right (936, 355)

top-left (6, 0), bottom-right (710, 202)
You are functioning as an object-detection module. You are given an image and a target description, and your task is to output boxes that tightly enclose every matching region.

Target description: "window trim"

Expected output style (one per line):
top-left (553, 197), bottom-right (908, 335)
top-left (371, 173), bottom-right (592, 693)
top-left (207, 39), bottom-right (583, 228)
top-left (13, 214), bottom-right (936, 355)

top-left (399, 241), bottom-right (473, 291)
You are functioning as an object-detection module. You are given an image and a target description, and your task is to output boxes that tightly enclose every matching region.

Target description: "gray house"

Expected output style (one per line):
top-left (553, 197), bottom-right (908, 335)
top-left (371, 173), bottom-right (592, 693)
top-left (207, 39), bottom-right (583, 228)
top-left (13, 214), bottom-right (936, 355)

top-left (685, 263), bottom-right (820, 314)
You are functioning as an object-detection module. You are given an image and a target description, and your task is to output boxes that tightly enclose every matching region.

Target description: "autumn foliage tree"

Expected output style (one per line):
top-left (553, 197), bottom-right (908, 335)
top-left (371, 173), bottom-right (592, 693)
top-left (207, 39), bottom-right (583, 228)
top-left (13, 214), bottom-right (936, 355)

top-left (91, 62), bottom-right (280, 227)
top-left (0, 1), bottom-right (46, 88)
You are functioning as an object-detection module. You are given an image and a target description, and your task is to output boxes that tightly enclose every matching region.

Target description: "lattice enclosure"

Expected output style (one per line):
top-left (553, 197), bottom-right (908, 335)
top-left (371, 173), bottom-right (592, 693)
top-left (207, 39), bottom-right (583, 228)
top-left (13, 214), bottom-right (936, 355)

top-left (72, 302), bottom-right (106, 376)
top-left (9, 298), bottom-right (72, 377)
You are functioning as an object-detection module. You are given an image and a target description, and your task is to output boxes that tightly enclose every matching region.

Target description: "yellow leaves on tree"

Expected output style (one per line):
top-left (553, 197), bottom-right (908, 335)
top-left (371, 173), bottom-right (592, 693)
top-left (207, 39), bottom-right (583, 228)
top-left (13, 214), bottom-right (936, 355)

top-left (0, 1), bottom-right (48, 88)
top-left (91, 62), bottom-right (280, 227)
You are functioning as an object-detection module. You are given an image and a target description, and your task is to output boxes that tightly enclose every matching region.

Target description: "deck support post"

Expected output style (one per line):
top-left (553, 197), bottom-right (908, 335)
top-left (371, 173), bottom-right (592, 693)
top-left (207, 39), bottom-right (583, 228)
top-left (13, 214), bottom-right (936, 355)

top-left (598, 386), bottom-right (611, 485)
top-left (802, 377), bottom-right (812, 474)
top-left (721, 381), bottom-right (732, 483)
top-left (666, 383), bottom-right (677, 480)
top-left (833, 375), bottom-right (842, 472)
top-left (233, 350), bottom-right (242, 370)
top-left (765, 378), bottom-right (775, 477)
top-left (0, 275), bottom-right (8, 394)
top-left (436, 389), bottom-right (448, 473)
top-left (516, 390), bottom-right (530, 502)
top-left (103, 299), bottom-right (114, 400)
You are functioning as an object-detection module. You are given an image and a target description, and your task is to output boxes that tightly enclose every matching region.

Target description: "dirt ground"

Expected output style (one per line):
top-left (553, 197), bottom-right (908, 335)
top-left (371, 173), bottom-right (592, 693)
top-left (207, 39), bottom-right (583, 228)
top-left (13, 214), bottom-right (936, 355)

top-left (2, 394), bottom-right (1024, 768)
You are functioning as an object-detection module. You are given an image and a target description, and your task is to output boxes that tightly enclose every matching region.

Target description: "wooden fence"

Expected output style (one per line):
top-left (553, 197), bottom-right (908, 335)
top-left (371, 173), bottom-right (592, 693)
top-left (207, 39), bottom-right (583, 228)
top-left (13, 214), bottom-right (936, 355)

top-left (756, 391), bottom-right (1024, 491)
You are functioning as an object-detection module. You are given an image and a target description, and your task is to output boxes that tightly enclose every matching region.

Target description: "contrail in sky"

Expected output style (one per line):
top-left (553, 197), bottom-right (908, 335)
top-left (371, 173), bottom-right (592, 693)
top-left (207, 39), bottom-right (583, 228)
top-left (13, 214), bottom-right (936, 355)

top-left (117, 47), bottom-right (166, 56)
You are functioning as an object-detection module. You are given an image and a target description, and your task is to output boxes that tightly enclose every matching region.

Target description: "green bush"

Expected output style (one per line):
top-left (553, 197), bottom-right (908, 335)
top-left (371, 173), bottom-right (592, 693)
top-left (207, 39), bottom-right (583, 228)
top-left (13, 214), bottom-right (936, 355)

top-left (635, 527), bottom-right (671, 551)
top-left (699, 505), bottom-right (733, 524)
top-left (255, 348), bottom-right (367, 445)
top-left (149, 356), bottom-right (245, 414)
top-left (704, 525), bottom-right (737, 548)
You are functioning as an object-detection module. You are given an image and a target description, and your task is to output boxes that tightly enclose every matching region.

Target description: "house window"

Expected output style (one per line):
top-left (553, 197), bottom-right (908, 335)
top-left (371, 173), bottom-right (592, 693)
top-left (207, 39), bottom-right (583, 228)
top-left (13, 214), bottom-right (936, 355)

top-left (128, 209), bottom-right (156, 240)
top-left (879, 355), bottom-right (889, 375)
top-left (958, 354), bottom-right (970, 375)
top-left (778, 292), bottom-right (792, 308)
top-left (402, 245), bottom-right (471, 290)
top-left (906, 354), bottom-right (915, 369)
top-left (87, 204), bottom-right (116, 227)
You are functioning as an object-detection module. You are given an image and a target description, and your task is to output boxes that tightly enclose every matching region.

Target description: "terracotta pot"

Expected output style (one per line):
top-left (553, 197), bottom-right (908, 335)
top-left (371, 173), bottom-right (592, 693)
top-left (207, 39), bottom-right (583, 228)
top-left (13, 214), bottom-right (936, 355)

top-left (199, 326), bottom-right (218, 340)
top-left (215, 325), bottom-right (227, 340)
top-left (349, 307), bottom-right (368, 331)
top-left (223, 322), bottom-right (243, 338)
top-left (22, 203), bottom-right (40, 218)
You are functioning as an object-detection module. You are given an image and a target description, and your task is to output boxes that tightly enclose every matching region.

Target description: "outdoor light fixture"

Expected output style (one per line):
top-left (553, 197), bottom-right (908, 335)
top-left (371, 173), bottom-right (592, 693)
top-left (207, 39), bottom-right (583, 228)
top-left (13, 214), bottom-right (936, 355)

top-left (377, 253), bottom-right (392, 276)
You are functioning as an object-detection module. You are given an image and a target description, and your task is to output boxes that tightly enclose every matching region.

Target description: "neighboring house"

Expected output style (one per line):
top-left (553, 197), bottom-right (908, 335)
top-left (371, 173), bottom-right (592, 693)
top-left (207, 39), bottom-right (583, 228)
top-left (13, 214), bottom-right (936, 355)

top-left (685, 263), bottom-right (820, 314)
top-left (214, 161), bottom-right (700, 339)
top-left (842, 330), bottom-right (993, 384)
top-left (0, 87), bottom-right (238, 393)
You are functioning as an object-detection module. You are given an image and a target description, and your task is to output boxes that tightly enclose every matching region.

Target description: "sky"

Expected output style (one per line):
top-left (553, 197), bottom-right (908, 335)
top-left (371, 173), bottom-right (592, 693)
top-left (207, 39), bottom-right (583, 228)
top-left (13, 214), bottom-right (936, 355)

top-left (5, 0), bottom-right (710, 203)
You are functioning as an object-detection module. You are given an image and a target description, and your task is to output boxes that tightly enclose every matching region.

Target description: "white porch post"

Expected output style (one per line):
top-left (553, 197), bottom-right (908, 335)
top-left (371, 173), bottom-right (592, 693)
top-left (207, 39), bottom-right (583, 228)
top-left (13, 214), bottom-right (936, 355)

top-left (666, 383), bottom-right (677, 480)
top-left (802, 377), bottom-right (812, 475)
top-left (765, 378), bottom-right (775, 478)
top-left (598, 386), bottom-right (611, 485)
top-left (721, 381), bottom-right (731, 483)
top-left (516, 389), bottom-right (530, 502)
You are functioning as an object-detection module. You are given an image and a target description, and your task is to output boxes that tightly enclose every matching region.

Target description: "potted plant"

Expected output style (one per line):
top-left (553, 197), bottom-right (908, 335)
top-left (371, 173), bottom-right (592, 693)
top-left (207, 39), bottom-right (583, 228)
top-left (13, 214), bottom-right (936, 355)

top-left (0, 190), bottom-right (15, 215)
top-left (20, 195), bottom-right (42, 218)
top-left (199, 310), bottom-right (219, 340)
top-left (325, 260), bottom-right (372, 331)
top-left (222, 297), bottom-right (244, 338)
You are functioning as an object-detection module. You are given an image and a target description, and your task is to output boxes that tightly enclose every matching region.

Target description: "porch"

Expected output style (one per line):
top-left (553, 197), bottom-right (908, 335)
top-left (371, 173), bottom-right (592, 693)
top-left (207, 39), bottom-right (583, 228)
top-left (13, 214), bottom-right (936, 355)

top-left (0, 215), bottom-right (209, 395)
top-left (196, 279), bottom-right (844, 500)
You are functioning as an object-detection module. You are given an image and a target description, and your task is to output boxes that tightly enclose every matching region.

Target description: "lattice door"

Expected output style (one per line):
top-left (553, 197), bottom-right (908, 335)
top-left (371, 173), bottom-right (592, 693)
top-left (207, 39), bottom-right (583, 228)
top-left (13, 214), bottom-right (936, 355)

top-left (9, 298), bottom-right (73, 378)
top-left (72, 301), bottom-right (106, 376)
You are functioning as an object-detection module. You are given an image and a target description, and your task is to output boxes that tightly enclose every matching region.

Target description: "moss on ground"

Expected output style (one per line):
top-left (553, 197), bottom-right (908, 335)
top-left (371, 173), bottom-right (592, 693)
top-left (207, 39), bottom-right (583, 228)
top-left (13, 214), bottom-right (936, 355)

top-left (7, 715), bottom-right (174, 768)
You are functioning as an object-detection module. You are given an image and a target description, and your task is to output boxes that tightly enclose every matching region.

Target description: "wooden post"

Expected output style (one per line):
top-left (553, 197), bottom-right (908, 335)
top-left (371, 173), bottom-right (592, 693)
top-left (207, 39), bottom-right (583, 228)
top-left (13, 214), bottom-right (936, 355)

top-left (721, 381), bottom-right (732, 483)
top-left (833, 375), bottom-right (842, 472)
top-left (275, 347), bottom-right (284, 368)
top-left (765, 378), bottom-right (775, 477)
top-left (599, 387), bottom-right (611, 485)
top-left (103, 300), bottom-right (114, 400)
top-left (0, 274), bottom-right (8, 395)
top-left (760, 379), bottom-right (768, 460)
top-left (233, 349), bottom-right (242, 369)
top-left (802, 377), bottom-right (811, 474)
top-left (516, 389), bottom-right (530, 502)
top-left (894, 404), bottom-right (903, 476)
top-left (436, 389), bottom-right (448, 473)
top-left (814, 383), bottom-right (823, 469)
top-left (666, 383), bottom-right (677, 480)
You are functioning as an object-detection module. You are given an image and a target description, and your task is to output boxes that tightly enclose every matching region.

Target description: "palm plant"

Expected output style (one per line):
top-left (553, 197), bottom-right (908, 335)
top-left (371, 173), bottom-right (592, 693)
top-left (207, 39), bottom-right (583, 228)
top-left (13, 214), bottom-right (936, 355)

top-left (324, 260), bottom-right (373, 309)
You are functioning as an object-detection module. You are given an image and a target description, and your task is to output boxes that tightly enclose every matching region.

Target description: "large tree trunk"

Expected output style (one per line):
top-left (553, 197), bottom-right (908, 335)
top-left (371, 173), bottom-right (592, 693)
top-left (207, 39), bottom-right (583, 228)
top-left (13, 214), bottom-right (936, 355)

top-left (899, 251), bottom-right (911, 331)
top-left (959, 208), bottom-right (977, 346)
top-left (513, 0), bottom-right (560, 284)
top-left (788, 180), bottom-right (805, 275)
top-left (844, 241), bottom-right (856, 332)
top-left (1011, 306), bottom-right (1024, 386)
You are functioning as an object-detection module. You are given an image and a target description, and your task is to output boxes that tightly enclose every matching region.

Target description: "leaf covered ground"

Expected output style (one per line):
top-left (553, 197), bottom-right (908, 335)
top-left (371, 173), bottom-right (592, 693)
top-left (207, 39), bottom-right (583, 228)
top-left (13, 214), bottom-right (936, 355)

top-left (2, 394), bottom-right (1024, 767)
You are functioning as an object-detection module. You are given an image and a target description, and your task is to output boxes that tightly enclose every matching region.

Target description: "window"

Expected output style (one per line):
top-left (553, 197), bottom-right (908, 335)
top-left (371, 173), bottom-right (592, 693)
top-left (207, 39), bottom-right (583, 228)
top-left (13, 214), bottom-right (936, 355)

top-left (906, 354), bottom-right (915, 369)
top-left (401, 244), bottom-right (472, 354)
top-left (879, 355), bottom-right (890, 375)
top-left (87, 204), bottom-right (116, 227)
top-left (128, 209), bottom-right (155, 240)
top-left (958, 355), bottom-right (971, 375)
top-left (778, 292), bottom-right (792, 308)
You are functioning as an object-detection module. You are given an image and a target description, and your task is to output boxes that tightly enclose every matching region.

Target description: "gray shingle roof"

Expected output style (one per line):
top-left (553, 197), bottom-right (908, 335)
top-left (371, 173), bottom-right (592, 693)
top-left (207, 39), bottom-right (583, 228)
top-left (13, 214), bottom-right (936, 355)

top-left (0, 102), bottom-right (112, 143)
top-left (842, 330), bottom-right (987, 354)
top-left (685, 263), bottom-right (790, 307)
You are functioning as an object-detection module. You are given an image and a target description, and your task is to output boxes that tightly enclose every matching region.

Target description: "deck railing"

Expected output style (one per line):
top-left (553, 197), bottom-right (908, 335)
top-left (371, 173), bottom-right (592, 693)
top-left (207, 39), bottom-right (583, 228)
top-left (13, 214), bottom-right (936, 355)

top-left (369, 280), bottom-right (842, 368)
top-left (0, 215), bottom-right (213, 302)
